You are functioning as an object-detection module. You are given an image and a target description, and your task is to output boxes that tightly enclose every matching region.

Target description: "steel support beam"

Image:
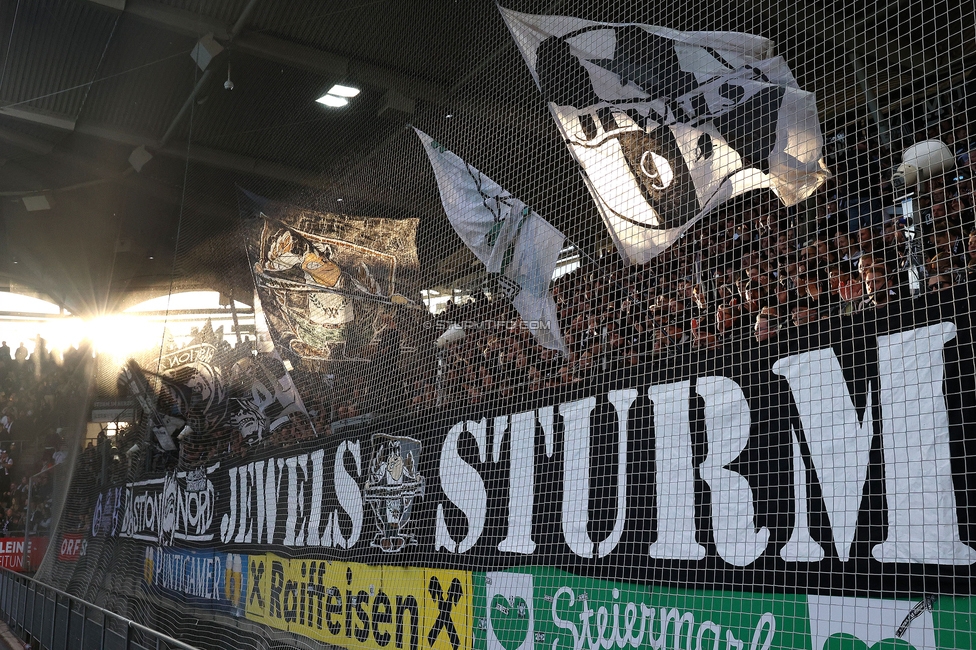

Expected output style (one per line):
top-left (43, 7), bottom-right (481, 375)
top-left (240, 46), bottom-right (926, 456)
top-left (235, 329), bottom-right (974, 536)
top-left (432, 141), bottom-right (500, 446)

top-left (0, 106), bottom-right (76, 131)
top-left (0, 127), bottom-right (56, 156)
top-left (0, 107), bottom-right (326, 191)
top-left (120, 0), bottom-right (447, 103)
top-left (74, 120), bottom-right (329, 188)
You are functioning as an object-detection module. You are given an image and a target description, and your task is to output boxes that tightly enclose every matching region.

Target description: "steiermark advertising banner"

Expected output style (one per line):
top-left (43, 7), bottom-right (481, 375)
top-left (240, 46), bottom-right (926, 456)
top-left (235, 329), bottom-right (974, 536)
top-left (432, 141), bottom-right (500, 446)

top-left (472, 568), bottom-right (976, 650)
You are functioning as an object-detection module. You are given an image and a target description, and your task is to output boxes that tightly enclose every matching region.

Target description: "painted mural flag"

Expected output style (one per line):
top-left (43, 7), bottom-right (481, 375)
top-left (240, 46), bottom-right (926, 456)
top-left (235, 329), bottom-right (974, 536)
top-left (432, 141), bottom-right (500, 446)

top-left (415, 128), bottom-right (568, 355)
top-left (499, 7), bottom-right (828, 264)
top-left (239, 190), bottom-right (421, 364)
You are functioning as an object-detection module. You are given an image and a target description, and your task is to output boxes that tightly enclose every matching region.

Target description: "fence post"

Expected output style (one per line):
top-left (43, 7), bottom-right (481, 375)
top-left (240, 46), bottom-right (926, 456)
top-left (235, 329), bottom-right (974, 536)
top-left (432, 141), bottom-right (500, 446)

top-left (22, 481), bottom-right (31, 573)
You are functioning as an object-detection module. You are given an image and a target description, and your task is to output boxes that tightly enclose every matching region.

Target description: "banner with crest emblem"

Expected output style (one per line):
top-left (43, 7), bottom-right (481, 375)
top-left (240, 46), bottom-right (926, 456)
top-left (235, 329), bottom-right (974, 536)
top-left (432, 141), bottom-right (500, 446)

top-left (122, 319), bottom-right (311, 452)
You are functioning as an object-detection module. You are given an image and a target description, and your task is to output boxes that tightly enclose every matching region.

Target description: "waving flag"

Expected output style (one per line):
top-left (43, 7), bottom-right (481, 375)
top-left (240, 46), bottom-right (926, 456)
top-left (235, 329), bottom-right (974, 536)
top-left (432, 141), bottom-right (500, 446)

top-left (240, 192), bottom-right (420, 363)
top-left (499, 7), bottom-right (827, 264)
top-left (416, 128), bottom-right (568, 355)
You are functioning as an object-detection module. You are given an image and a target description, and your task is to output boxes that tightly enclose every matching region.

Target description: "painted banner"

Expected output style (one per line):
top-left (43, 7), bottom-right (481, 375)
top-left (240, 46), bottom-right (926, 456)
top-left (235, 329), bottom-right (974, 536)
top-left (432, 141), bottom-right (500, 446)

top-left (239, 190), bottom-right (421, 364)
top-left (80, 289), bottom-right (976, 597)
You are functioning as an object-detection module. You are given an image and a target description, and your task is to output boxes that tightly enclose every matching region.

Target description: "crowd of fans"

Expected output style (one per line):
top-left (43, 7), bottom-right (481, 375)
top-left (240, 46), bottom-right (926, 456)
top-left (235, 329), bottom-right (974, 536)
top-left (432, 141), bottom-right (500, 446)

top-left (411, 112), bottom-right (976, 411)
top-left (33, 100), bottom-right (976, 470)
top-left (152, 108), bottom-right (976, 450)
top-left (0, 338), bottom-right (84, 535)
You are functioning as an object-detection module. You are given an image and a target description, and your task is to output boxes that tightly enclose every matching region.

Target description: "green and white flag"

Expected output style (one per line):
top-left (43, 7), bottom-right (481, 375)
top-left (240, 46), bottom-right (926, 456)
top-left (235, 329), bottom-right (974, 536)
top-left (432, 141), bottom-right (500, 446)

top-left (416, 128), bottom-right (568, 355)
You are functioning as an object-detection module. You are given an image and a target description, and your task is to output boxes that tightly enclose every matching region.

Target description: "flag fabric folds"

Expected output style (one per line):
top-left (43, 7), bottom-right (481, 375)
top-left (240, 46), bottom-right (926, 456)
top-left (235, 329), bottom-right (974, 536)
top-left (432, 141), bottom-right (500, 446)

top-left (240, 192), bottom-right (420, 365)
top-left (416, 128), bottom-right (568, 355)
top-left (499, 7), bottom-right (828, 264)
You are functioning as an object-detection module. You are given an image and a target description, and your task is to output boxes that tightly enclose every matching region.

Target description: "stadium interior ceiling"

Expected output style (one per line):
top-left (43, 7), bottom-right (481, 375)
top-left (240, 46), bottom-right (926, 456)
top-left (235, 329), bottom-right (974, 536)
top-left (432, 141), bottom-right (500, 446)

top-left (0, 0), bottom-right (973, 318)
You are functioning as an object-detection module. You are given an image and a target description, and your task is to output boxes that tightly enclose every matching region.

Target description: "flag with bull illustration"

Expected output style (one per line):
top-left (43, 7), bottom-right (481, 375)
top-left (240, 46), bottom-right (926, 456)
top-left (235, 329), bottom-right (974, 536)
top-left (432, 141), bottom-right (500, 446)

top-left (499, 7), bottom-right (828, 264)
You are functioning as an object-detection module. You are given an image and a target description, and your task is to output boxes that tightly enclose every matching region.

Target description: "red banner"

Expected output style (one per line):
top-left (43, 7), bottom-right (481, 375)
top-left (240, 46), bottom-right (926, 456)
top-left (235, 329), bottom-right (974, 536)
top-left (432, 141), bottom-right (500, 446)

top-left (57, 534), bottom-right (83, 562)
top-left (0, 537), bottom-right (49, 572)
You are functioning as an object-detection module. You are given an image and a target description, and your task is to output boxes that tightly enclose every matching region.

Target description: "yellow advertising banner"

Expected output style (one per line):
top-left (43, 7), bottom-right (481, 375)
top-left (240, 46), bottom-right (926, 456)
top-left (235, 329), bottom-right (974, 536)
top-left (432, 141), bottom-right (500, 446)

top-left (245, 554), bottom-right (471, 650)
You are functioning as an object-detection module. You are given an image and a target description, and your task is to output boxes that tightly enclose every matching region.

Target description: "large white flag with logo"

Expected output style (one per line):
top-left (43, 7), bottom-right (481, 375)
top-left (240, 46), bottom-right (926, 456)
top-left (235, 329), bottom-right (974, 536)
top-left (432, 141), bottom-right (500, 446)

top-left (499, 8), bottom-right (828, 264)
top-left (416, 128), bottom-right (568, 355)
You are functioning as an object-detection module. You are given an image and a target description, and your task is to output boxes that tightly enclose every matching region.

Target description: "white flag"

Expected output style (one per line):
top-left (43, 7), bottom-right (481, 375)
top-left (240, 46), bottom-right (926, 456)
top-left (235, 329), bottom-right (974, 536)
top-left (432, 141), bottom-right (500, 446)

top-left (416, 128), bottom-right (568, 355)
top-left (500, 8), bottom-right (828, 264)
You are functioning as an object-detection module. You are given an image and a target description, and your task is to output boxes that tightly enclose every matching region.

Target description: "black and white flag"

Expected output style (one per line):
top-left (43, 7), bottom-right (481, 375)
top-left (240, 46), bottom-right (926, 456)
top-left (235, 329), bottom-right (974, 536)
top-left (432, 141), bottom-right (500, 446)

top-left (416, 128), bottom-right (568, 355)
top-left (500, 8), bottom-right (828, 264)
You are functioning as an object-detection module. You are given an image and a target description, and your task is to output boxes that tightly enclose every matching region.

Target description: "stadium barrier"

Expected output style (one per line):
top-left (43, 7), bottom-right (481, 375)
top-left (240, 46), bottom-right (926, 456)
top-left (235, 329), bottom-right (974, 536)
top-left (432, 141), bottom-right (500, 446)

top-left (0, 567), bottom-right (199, 650)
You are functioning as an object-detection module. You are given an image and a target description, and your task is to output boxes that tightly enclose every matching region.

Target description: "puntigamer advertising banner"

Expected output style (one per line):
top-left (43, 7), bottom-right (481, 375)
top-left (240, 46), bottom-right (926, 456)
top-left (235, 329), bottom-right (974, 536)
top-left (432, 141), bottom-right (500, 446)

top-left (70, 293), bottom-right (976, 648)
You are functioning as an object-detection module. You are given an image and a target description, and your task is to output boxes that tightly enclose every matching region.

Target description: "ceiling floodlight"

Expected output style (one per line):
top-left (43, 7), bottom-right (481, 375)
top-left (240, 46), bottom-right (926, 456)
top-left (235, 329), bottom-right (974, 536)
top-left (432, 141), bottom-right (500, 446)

top-left (316, 94), bottom-right (349, 108)
top-left (128, 145), bottom-right (153, 172)
top-left (23, 195), bottom-right (51, 211)
top-left (327, 84), bottom-right (360, 98)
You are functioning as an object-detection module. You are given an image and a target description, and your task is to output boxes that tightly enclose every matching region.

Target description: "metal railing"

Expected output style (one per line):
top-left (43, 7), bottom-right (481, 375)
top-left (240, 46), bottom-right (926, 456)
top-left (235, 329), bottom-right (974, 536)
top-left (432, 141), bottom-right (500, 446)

top-left (0, 568), bottom-right (199, 650)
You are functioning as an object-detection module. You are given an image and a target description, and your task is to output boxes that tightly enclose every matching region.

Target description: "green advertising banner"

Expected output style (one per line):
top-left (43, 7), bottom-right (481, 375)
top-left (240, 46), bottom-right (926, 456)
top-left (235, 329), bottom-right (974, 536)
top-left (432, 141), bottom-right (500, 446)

top-left (473, 568), bottom-right (976, 650)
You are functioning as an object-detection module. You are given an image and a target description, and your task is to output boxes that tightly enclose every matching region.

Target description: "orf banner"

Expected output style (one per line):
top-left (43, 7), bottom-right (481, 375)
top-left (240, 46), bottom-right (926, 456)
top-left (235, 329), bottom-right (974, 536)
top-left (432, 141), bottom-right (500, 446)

top-left (57, 533), bottom-right (84, 562)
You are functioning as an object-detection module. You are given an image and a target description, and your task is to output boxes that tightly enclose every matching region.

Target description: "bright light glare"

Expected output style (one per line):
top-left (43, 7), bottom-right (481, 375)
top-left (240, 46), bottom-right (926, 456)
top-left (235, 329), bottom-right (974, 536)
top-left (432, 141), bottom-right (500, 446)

top-left (327, 84), bottom-right (360, 98)
top-left (316, 94), bottom-right (349, 107)
top-left (84, 315), bottom-right (165, 358)
top-left (42, 317), bottom-right (85, 353)
top-left (125, 290), bottom-right (248, 312)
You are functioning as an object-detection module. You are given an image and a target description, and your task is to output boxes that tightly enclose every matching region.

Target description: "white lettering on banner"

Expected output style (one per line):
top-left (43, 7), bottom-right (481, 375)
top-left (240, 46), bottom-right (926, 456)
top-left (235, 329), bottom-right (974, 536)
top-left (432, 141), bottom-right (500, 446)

top-left (696, 377), bottom-right (770, 566)
top-left (283, 455), bottom-right (306, 546)
top-left (497, 411), bottom-right (537, 554)
top-left (252, 459), bottom-right (282, 544)
top-left (779, 426), bottom-right (824, 562)
top-left (647, 381), bottom-right (705, 561)
top-left (219, 447), bottom-right (362, 548)
top-left (774, 323), bottom-right (974, 565)
top-left (109, 322), bottom-right (974, 566)
top-left (236, 465), bottom-right (252, 543)
top-left (772, 346), bottom-right (873, 562)
top-left (149, 548), bottom-right (223, 601)
top-left (306, 449), bottom-right (325, 546)
top-left (562, 392), bottom-right (633, 559)
top-left (332, 440), bottom-right (363, 549)
top-left (436, 419), bottom-right (488, 553)
top-left (121, 465), bottom-right (217, 544)
top-left (430, 322), bottom-right (975, 566)
top-left (872, 323), bottom-right (976, 564)
top-left (60, 536), bottom-right (83, 558)
top-left (549, 585), bottom-right (775, 650)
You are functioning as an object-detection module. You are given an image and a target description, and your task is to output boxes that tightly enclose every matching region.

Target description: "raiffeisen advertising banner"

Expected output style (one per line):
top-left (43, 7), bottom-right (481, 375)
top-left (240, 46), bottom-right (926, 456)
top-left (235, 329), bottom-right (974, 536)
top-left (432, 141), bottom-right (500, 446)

top-left (243, 556), bottom-right (472, 650)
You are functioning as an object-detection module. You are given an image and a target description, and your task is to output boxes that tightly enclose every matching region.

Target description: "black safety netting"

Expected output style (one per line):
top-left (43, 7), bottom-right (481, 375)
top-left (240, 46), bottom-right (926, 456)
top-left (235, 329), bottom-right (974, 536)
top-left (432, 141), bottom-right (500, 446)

top-left (19, 1), bottom-right (976, 649)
